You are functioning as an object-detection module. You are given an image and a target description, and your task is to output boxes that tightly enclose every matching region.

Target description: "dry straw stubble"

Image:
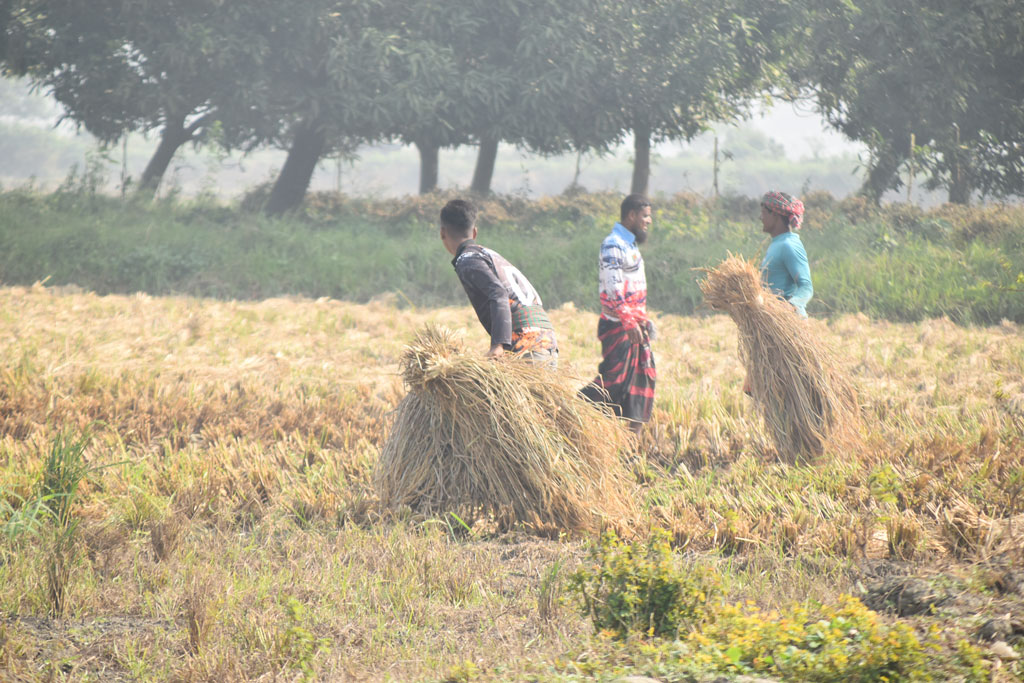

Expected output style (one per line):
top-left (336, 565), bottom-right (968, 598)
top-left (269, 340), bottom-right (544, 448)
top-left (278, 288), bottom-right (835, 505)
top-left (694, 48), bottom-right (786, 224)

top-left (375, 325), bottom-right (638, 534)
top-left (699, 255), bottom-right (860, 460)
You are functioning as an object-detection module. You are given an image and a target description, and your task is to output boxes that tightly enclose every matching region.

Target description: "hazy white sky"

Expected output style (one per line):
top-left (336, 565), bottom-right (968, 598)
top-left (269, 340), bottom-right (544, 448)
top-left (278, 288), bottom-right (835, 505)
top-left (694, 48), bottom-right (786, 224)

top-left (745, 100), bottom-right (865, 159)
top-left (676, 99), bottom-right (866, 162)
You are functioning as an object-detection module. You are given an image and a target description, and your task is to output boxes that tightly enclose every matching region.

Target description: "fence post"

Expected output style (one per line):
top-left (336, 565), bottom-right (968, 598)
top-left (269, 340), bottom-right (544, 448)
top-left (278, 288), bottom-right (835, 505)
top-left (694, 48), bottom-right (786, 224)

top-left (907, 132), bottom-right (915, 203)
top-left (712, 135), bottom-right (720, 198)
top-left (121, 136), bottom-right (129, 199)
top-left (953, 123), bottom-right (961, 194)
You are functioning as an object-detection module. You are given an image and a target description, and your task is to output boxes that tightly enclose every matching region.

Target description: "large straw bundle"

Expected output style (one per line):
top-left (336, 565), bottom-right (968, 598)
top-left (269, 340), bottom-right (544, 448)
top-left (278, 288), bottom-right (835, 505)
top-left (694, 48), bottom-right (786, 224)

top-left (699, 255), bottom-right (859, 460)
top-left (375, 325), bottom-right (638, 533)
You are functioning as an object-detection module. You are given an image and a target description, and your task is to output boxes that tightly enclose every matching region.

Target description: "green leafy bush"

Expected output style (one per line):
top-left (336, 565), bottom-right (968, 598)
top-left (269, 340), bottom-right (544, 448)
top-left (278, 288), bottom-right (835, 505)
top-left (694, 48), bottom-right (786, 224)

top-left (544, 594), bottom-right (984, 682)
top-left (568, 529), bottom-right (722, 639)
top-left (689, 595), bottom-right (931, 682)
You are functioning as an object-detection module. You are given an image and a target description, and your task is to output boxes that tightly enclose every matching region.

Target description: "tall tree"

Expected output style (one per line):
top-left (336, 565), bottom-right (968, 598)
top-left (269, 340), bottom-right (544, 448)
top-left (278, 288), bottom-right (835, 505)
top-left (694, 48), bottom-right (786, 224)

top-left (802, 0), bottom-right (1024, 204)
top-left (458, 0), bottom-right (568, 196)
top-left (227, 0), bottom-right (453, 213)
top-left (0, 0), bottom-right (13, 60)
top-left (2, 0), bottom-right (255, 194)
top-left (389, 2), bottom-right (481, 195)
top-left (233, 0), bottom-right (340, 215)
top-left (586, 0), bottom-right (800, 196)
top-left (392, 0), bottom-right (604, 195)
top-left (514, 3), bottom-right (622, 176)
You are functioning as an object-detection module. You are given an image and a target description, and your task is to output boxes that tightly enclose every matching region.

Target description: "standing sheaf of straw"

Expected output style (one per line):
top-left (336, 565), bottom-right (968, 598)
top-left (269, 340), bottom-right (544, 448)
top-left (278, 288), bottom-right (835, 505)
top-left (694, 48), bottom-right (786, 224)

top-left (375, 325), bottom-right (638, 534)
top-left (699, 255), bottom-right (860, 460)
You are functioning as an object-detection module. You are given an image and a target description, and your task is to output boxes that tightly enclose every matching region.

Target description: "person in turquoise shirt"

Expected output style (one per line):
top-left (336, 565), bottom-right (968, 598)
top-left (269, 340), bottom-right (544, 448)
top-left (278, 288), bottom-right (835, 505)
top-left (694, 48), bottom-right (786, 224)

top-left (760, 190), bottom-right (812, 318)
top-left (743, 191), bottom-right (812, 397)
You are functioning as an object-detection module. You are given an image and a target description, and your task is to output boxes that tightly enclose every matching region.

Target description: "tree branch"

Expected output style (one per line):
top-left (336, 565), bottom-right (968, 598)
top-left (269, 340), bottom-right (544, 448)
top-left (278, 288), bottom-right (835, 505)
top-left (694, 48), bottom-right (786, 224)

top-left (184, 112), bottom-right (214, 140)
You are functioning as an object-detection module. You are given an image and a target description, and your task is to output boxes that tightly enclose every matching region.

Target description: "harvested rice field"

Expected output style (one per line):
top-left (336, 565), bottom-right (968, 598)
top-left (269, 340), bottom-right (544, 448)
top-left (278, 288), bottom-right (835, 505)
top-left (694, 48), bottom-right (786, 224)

top-left (1, 282), bottom-right (1023, 681)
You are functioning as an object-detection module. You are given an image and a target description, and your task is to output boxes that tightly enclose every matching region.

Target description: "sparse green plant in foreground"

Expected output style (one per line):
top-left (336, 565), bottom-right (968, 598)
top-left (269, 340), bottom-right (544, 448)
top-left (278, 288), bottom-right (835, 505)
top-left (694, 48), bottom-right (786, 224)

top-left (39, 429), bottom-right (92, 529)
top-left (538, 558), bottom-right (565, 625)
top-left (184, 571), bottom-right (217, 655)
top-left (39, 430), bottom-right (92, 617)
top-left (565, 529), bottom-right (935, 681)
top-left (274, 596), bottom-right (331, 681)
top-left (0, 490), bottom-right (52, 543)
top-left (443, 659), bottom-right (482, 683)
top-left (569, 529), bottom-right (722, 639)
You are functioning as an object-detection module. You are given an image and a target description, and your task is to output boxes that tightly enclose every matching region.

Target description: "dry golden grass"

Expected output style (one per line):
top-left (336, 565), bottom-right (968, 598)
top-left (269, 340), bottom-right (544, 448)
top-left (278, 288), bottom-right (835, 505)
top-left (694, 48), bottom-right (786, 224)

top-left (0, 282), bottom-right (1021, 680)
top-left (376, 325), bottom-right (636, 534)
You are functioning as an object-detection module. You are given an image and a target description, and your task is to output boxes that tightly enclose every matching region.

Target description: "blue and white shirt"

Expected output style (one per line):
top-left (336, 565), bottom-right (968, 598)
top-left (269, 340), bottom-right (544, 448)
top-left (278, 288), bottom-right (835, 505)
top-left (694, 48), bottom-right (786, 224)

top-left (598, 223), bottom-right (647, 330)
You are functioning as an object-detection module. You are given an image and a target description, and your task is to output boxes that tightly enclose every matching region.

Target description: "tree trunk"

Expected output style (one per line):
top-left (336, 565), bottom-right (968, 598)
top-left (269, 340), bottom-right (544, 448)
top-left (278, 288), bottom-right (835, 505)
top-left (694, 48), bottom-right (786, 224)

top-left (859, 146), bottom-right (904, 205)
top-left (416, 140), bottom-right (439, 194)
top-left (470, 135), bottom-right (499, 195)
top-left (137, 111), bottom-right (212, 197)
top-left (947, 145), bottom-right (971, 205)
top-left (137, 113), bottom-right (188, 195)
top-left (630, 124), bottom-right (651, 196)
top-left (265, 120), bottom-right (327, 216)
top-left (948, 175), bottom-right (971, 205)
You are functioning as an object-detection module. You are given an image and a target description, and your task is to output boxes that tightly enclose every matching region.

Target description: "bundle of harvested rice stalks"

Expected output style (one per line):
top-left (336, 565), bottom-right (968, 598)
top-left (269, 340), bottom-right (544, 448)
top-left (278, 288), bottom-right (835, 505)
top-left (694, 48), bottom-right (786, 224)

top-left (699, 255), bottom-right (860, 460)
top-left (375, 325), bottom-right (638, 534)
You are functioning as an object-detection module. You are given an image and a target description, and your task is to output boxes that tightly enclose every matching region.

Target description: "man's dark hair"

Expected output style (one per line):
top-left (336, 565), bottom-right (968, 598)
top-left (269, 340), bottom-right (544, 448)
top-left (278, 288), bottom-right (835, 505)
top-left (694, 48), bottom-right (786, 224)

top-left (620, 194), bottom-right (651, 222)
top-left (440, 199), bottom-right (478, 237)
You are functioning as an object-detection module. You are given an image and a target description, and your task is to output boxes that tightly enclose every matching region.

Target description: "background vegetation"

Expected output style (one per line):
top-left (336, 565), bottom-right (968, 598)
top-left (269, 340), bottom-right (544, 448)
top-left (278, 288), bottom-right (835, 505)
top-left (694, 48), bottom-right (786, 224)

top-left (1, 188), bottom-right (1021, 324)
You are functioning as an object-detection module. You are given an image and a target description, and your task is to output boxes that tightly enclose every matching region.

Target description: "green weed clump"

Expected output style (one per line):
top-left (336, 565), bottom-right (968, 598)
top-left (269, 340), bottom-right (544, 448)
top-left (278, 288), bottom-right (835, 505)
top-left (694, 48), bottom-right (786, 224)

top-left (273, 597), bottom-right (331, 681)
top-left (564, 528), bottom-right (946, 681)
top-left (569, 529), bottom-right (722, 639)
top-left (545, 595), bottom-right (950, 682)
top-left (38, 430), bottom-right (93, 617)
top-left (689, 595), bottom-right (931, 682)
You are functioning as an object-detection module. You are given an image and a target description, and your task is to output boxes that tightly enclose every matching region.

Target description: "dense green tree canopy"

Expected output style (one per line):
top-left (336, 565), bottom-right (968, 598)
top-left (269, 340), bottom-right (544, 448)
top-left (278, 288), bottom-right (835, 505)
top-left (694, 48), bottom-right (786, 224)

top-left (190, 0), bottom-right (453, 213)
top-left (803, 0), bottom-right (1024, 204)
top-left (2, 0), bottom-right (1022, 207)
top-left (584, 0), bottom-right (802, 195)
top-left (393, 0), bottom-right (607, 195)
top-left (2, 0), bottom-right (263, 192)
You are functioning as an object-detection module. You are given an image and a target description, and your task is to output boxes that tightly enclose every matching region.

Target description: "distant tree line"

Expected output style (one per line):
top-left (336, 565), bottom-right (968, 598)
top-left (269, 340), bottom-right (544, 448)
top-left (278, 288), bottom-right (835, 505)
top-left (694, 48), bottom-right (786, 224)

top-left (1, 0), bottom-right (1021, 214)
